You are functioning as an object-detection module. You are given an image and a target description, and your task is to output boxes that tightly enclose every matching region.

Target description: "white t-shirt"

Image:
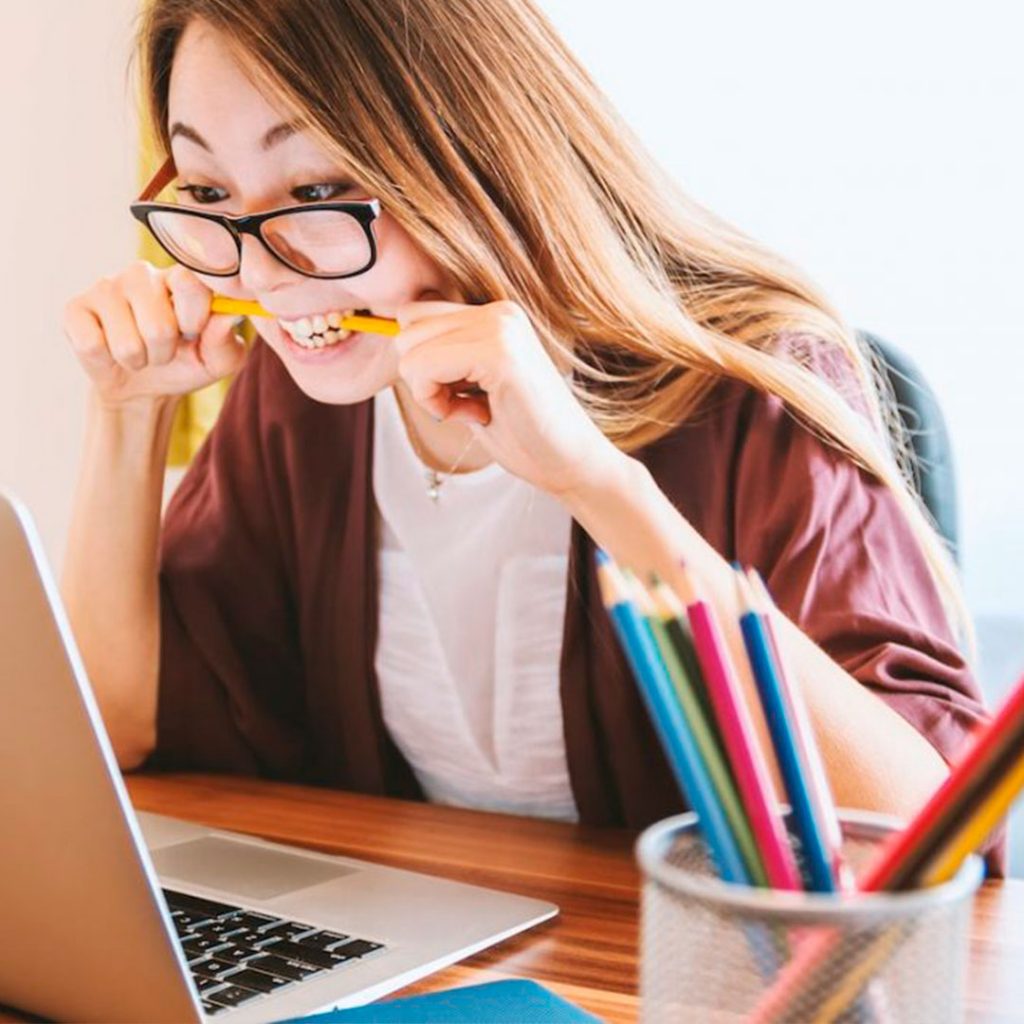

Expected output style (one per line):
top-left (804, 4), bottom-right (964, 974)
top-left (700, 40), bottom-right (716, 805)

top-left (371, 387), bottom-right (579, 821)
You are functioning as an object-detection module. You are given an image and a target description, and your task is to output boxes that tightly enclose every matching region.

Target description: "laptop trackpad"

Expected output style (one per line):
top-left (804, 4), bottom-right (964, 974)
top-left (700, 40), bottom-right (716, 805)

top-left (152, 836), bottom-right (356, 901)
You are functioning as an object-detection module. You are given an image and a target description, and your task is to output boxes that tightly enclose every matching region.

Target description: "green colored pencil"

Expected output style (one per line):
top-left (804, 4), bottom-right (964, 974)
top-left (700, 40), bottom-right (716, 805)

top-left (627, 572), bottom-right (769, 887)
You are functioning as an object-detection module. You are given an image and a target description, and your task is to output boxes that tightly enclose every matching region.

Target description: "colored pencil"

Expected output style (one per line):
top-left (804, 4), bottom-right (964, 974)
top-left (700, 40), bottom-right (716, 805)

top-left (595, 552), bottom-right (750, 884)
top-left (922, 740), bottom-right (1024, 885)
top-left (209, 295), bottom-right (401, 336)
top-left (739, 570), bottom-right (837, 892)
top-left (641, 577), bottom-right (769, 886)
top-left (675, 564), bottom-right (802, 891)
top-left (859, 671), bottom-right (1024, 892)
top-left (747, 569), bottom-right (853, 891)
top-left (654, 577), bottom-right (723, 752)
top-left (742, 569), bottom-right (889, 1017)
top-left (752, 672), bottom-right (1024, 1021)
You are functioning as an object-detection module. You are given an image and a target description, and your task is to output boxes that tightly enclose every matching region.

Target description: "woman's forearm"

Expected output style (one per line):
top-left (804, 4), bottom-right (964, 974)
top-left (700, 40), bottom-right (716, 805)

top-left (61, 393), bottom-right (179, 769)
top-left (561, 452), bottom-right (949, 820)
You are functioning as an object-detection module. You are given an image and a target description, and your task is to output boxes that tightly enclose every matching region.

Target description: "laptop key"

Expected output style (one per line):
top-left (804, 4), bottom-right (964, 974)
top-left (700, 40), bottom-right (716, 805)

top-left (221, 968), bottom-right (292, 993)
top-left (174, 911), bottom-right (213, 931)
top-left (300, 930), bottom-right (351, 951)
top-left (194, 920), bottom-right (248, 940)
top-left (216, 925), bottom-right (264, 946)
top-left (216, 943), bottom-right (261, 964)
top-left (205, 984), bottom-right (262, 1008)
top-left (201, 999), bottom-right (229, 1015)
top-left (194, 975), bottom-right (227, 993)
top-left (247, 953), bottom-right (322, 981)
top-left (192, 957), bottom-right (242, 980)
top-left (331, 939), bottom-right (385, 958)
top-left (235, 911), bottom-right (283, 931)
top-left (256, 940), bottom-right (347, 969)
top-left (163, 889), bottom-right (240, 919)
top-left (183, 934), bottom-right (232, 956)
top-left (258, 920), bottom-right (317, 942)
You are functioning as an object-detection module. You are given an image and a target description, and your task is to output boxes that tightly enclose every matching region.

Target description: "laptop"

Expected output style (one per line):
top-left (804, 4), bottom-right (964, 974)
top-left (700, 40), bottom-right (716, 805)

top-left (0, 492), bottom-right (558, 1023)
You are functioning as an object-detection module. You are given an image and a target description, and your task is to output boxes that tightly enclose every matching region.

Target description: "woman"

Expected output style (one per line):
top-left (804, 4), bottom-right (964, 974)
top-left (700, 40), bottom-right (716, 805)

top-left (61, 0), bottom-right (999, 866)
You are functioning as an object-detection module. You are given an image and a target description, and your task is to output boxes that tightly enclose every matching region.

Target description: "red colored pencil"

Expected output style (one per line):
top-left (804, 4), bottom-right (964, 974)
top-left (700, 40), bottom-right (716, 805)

top-left (751, 671), bottom-right (1024, 1021)
top-left (860, 671), bottom-right (1024, 891)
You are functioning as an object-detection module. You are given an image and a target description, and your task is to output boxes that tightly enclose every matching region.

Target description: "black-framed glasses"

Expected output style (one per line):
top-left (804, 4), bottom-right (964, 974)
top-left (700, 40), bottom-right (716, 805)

top-left (130, 156), bottom-right (382, 279)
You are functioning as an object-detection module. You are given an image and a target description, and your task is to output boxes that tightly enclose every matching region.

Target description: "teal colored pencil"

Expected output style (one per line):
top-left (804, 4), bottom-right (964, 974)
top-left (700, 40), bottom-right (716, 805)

top-left (596, 553), bottom-right (751, 884)
top-left (642, 578), bottom-right (769, 887)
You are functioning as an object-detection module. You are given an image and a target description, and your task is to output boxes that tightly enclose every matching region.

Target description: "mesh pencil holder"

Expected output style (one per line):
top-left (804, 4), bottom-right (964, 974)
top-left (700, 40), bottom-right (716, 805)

top-left (636, 810), bottom-right (984, 1023)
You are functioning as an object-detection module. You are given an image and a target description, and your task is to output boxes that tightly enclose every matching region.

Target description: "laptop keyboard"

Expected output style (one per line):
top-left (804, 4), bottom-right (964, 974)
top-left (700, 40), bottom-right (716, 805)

top-left (163, 888), bottom-right (386, 1016)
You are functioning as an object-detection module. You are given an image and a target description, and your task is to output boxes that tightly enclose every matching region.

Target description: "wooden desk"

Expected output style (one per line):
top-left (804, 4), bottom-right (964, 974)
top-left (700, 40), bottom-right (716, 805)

top-left (7, 773), bottom-right (1024, 1021)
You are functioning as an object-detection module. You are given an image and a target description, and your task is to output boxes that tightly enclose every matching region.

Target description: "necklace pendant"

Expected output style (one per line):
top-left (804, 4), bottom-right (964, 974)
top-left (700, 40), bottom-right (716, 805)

top-left (426, 470), bottom-right (442, 502)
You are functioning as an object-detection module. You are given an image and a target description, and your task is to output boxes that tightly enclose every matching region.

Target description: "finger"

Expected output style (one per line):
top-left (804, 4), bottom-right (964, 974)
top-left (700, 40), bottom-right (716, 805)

top-left (196, 314), bottom-right (248, 381)
top-left (398, 330), bottom-right (495, 418)
top-left (446, 391), bottom-right (491, 426)
top-left (393, 313), bottom-right (494, 378)
top-left (166, 263), bottom-right (214, 340)
top-left (63, 301), bottom-right (115, 376)
top-left (395, 298), bottom-right (469, 335)
top-left (122, 263), bottom-right (180, 367)
top-left (89, 279), bottom-right (148, 371)
top-left (410, 380), bottom-right (490, 425)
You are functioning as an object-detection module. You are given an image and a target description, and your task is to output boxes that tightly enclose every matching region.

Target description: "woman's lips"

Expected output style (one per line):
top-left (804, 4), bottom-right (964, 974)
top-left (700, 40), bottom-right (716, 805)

top-left (277, 324), bottom-right (365, 361)
top-left (275, 308), bottom-right (378, 349)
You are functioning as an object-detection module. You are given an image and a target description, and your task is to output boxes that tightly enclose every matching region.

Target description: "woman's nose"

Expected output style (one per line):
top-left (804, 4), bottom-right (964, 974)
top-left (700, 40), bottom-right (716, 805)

top-left (237, 234), bottom-right (298, 294)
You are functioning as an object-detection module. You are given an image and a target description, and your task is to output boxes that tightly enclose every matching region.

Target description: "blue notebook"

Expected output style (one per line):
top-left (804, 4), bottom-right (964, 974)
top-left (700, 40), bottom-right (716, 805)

top-left (281, 979), bottom-right (602, 1023)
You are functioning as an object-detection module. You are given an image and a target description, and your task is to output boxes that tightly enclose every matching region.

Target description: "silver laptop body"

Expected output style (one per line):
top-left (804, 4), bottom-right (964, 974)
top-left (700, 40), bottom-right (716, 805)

top-left (0, 492), bottom-right (557, 1023)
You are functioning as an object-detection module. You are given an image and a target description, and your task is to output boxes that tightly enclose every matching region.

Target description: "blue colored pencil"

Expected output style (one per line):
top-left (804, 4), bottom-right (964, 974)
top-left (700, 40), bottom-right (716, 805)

top-left (746, 568), bottom-right (853, 891)
top-left (734, 567), bottom-right (834, 892)
top-left (595, 551), bottom-right (750, 884)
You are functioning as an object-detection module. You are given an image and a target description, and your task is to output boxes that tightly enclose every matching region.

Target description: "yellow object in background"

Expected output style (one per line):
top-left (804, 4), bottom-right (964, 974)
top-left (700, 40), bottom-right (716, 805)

top-left (138, 132), bottom-right (233, 468)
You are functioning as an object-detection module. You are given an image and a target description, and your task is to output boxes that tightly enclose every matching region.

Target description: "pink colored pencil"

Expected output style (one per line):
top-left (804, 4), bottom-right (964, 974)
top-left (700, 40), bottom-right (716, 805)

top-left (676, 565), bottom-right (801, 891)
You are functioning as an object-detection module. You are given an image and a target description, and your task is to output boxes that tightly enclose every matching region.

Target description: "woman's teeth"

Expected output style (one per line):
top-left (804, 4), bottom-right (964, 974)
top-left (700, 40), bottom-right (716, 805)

top-left (278, 309), bottom-right (368, 349)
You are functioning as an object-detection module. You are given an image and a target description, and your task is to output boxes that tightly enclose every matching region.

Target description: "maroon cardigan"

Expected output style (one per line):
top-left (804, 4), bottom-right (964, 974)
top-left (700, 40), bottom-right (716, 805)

top-left (146, 338), bottom-right (1003, 873)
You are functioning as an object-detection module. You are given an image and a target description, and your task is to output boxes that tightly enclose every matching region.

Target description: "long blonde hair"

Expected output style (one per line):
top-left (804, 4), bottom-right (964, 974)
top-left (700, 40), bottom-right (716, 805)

top-left (136, 0), bottom-right (970, 644)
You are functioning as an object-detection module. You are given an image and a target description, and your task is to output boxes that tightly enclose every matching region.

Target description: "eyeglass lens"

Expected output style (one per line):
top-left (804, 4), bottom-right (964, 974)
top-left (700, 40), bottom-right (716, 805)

top-left (147, 208), bottom-right (373, 276)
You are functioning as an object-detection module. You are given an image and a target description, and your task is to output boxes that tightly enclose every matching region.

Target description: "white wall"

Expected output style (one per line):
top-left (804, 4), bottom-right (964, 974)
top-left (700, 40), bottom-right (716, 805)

top-left (539, 0), bottom-right (1024, 684)
top-left (1, 2), bottom-right (1020, 676)
top-left (0, 0), bottom-right (139, 570)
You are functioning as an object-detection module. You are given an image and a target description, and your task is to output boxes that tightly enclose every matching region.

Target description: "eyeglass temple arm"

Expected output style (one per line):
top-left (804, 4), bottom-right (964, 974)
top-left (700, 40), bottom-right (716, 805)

top-left (139, 156), bottom-right (176, 202)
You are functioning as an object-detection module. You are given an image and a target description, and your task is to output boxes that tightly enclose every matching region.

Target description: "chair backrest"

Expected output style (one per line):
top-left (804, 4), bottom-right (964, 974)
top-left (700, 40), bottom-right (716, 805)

top-left (858, 331), bottom-right (959, 563)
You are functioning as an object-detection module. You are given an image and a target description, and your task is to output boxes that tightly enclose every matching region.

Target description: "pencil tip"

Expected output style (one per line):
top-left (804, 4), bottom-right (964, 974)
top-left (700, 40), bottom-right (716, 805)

top-left (674, 563), bottom-right (699, 606)
top-left (747, 568), bottom-right (775, 612)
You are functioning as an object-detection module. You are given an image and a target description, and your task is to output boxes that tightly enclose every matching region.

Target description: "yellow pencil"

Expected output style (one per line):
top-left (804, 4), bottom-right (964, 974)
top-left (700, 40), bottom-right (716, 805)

top-left (922, 754), bottom-right (1024, 885)
top-left (812, 760), bottom-right (1024, 1021)
top-left (209, 295), bottom-right (400, 337)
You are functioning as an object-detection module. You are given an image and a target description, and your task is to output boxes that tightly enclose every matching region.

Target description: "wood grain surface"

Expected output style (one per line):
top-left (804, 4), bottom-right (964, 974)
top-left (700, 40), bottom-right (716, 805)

top-left (4, 773), bottom-right (1023, 1021)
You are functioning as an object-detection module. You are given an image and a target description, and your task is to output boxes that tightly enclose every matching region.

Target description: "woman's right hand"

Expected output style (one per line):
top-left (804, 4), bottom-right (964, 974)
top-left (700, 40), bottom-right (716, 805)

top-left (62, 260), bottom-right (248, 408)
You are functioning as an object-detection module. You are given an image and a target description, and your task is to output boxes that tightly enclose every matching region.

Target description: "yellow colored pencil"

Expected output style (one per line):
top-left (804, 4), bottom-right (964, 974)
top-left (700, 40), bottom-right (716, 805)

top-left (811, 759), bottom-right (1024, 1021)
top-left (209, 295), bottom-right (400, 337)
top-left (923, 754), bottom-right (1024, 885)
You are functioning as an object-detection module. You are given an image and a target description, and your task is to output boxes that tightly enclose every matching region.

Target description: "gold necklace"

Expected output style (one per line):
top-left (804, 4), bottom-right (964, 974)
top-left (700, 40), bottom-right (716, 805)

top-left (393, 389), bottom-right (479, 502)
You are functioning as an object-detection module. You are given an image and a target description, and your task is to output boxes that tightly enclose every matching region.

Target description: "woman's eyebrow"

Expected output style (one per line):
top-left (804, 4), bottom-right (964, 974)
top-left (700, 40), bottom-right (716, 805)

top-left (168, 119), bottom-right (303, 153)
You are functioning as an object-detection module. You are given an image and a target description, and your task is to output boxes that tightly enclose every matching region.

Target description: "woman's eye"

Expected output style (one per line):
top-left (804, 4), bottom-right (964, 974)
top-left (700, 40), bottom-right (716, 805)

top-left (177, 184), bottom-right (228, 205)
top-left (291, 183), bottom-right (352, 203)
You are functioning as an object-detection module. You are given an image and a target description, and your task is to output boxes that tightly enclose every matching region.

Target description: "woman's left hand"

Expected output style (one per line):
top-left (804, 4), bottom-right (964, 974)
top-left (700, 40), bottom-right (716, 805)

top-left (394, 295), bottom-right (626, 499)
